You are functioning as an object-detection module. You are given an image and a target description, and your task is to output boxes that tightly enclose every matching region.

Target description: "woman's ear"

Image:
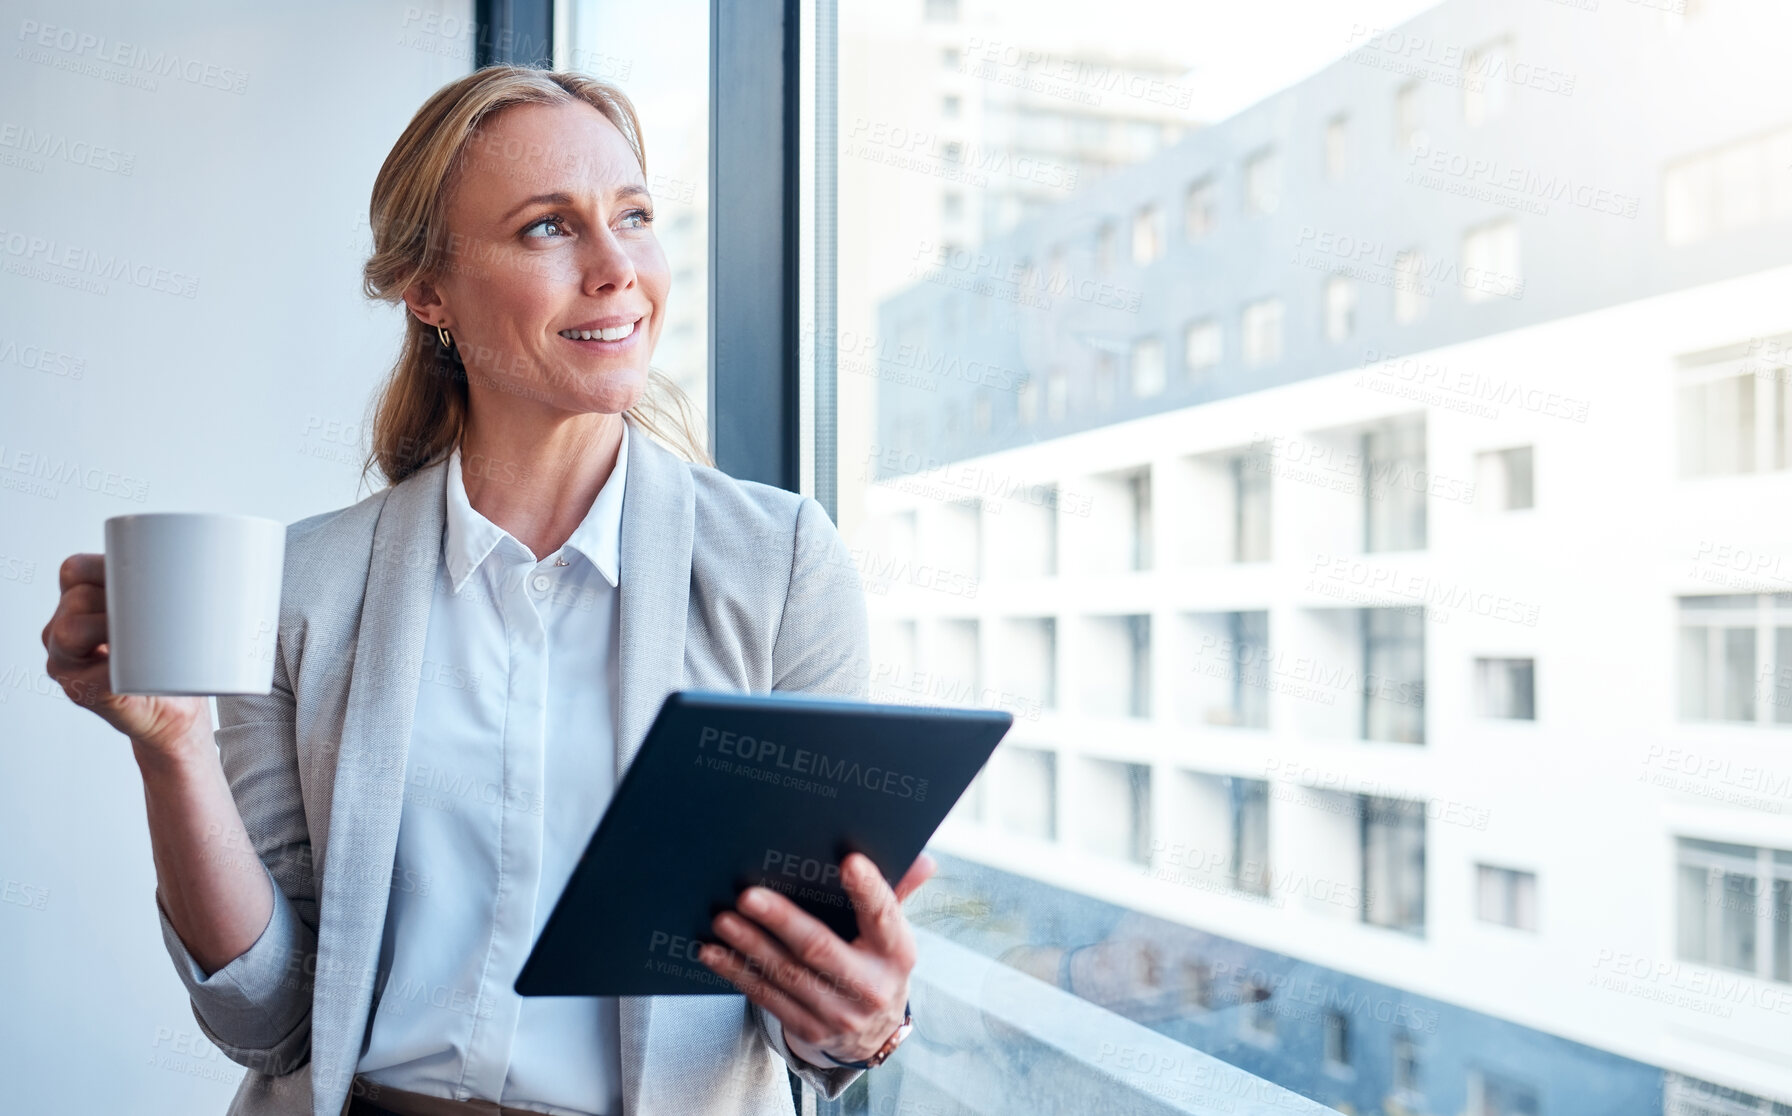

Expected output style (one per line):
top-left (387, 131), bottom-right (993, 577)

top-left (401, 277), bottom-right (447, 328)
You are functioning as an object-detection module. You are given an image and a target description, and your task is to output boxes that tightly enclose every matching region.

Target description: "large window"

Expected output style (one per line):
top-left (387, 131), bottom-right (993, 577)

top-left (1678, 594), bottom-right (1792, 724)
top-left (1242, 297), bottom-right (1284, 366)
top-left (1677, 838), bottom-right (1792, 983)
top-left (1678, 341), bottom-right (1792, 476)
top-left (1364, 416), bottom-right (1427, 552)
top-left (1365, 607), bottom-right (1426, 744)
top-left (1364, 797), bottom-right (1426, 933)
top-left (825, 4), bottom-right (1792, 1115)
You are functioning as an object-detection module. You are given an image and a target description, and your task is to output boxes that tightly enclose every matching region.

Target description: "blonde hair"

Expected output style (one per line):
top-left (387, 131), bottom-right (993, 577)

top-left (360, 65), bottom-right (710, 489)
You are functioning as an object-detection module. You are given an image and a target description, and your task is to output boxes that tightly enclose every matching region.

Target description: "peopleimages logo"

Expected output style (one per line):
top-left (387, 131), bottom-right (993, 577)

top-left (696, 726), bottom-right (929, 801)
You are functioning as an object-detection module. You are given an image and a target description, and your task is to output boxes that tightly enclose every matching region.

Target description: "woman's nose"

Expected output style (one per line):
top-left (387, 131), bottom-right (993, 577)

top-left (581, 229), bottom-right (638, 294)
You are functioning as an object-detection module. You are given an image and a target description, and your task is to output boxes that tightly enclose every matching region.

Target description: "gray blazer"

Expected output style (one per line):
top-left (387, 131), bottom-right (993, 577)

top-left (155, 414), bottom-right (870, 1116)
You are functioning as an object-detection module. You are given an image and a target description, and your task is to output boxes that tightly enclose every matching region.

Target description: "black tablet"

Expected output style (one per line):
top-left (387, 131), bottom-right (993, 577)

top-left (514, 689), bottom-right (1013, 997)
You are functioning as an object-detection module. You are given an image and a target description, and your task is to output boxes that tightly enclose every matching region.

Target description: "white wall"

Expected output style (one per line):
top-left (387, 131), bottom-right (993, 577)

top-left (0, 2), bottom-right (469, 1110)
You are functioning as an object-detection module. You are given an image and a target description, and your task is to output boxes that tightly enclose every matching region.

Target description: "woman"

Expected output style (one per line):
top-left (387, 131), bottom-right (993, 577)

top-left (41, 66), bottom-right (929, 1116)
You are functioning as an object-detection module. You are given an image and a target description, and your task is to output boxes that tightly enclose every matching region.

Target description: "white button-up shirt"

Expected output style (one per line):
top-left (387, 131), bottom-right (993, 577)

top-left (357, 424), bottom-right (630, 1115)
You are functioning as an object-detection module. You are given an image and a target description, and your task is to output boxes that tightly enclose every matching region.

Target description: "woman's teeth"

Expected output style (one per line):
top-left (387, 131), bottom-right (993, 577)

top-left (559, 321), bottom-right (636, 342)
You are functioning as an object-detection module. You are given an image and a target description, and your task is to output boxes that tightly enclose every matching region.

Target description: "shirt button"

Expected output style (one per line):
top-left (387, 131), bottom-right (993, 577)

top-left (531, 574), bottom-right (551, 594)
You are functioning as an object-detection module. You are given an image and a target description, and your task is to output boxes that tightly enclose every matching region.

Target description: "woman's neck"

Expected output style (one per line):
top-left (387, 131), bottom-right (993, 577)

top-left (457, 409), bottom-right (626, 561)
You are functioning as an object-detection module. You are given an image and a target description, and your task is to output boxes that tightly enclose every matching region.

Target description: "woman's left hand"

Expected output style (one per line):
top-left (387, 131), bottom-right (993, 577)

top-left (698, 850), bottom-right (936, 1068)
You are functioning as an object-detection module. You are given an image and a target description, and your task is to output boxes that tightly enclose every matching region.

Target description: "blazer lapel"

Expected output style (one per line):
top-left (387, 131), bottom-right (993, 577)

top-left (310, 459), bottom-right (446, 1116)
top-left (614, 415), bottom-right (696, 1114)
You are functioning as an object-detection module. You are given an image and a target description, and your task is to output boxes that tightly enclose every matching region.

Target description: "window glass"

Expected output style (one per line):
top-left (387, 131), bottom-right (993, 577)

top-left (825, 3), bottom-right (1792, 1114)
top-left (561, 0), bottom-right (708, 432)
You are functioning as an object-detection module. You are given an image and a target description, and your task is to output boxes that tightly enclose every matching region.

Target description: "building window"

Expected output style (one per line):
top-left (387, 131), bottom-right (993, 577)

top-left (1663, 125), bottom-right (1792, 246)
top-left (1132, 203), bottom-right (1163, 264)
top-left (1200, 611), bottom-right (1271, 729)
top-left (1364, 797), bottom-right (1426, 932)
top-left (1364, 607), bottom-right (1426, 744)
top-left (1676, 838), bottom-right (1792, 983)
top-left (1463, 39), bottom-right (1511, 126)
top-left (1470, 1070), bottom-right (1541, 1116)
top-left (1462, 218), bottom-right (1522, 302)
top-left (1324, 114), bottom-right (1349, 180)
top-left (1394, 248), bottom-right (1429, 322)
top-left (1241, 981), bottom-right (1276, 1039)
top-left (972, 390), bottom-right (991, 433)
top-left (1364, 416), bottom-right (1427, 552)
top-left (1185, 177), bottom-right (1216, 240)
top-left (942, 93), bottom-right (961, 118)
top-left (1476, 865), bottom-right (1539, 931)
top-left (1241, 298), bottom-right (1284, 367)
top-left (1017, 375), bottom-right (1037, 425)
top-left (1244, 147), bottom-right (1280, 215)
top-left (942, 190), bottom-right (963, 220)
top-left (1131, 336), bottom-right (1165, 397)
top-left (1679, 365), bottom-right (1758, 476)
top-left (1046, 366), bottom-right (1068, 420)
top-left (1476, 446), bottom-right (1534, 511)
top-left (1395, 81), bottom-right (1421, 151)
top-left (1185, 318), bottom-right (1222, 375)
top-left (1184, 960), bottom-right (1215, 1010)
top-left (1324, 275), bottom-right (1356, 342)
top-left (942, 141), bottom-right (963, 164)
top-left (1231, 449), bottom-right (1271, 563)
top-left (1475, 658), bottom-right (1536, 720)
top-left (1094, 354), bottom-right (1117, 408)
top-left (1084, 759), bottom-right (1152, 863)
top-left (1677, 343), bottom-right (1792, 477)
top-left (1230, 775), bottom-right (1271, 893)
top-left (1097, 221), bottom-right (1116, 272)
top-left (1127, 471), bottom-right (1152, 571)
top-left (1393, 1033), bottom-right (1422, 1096)
top-left (923, 0), bottom-right (959, 21)
top-left (941, 47), bottom-right (960, 69)
top-left (1323, 1011), bottom-right (1351, 1070)
top-left (994, 746), bottom-right (1055, 841)
top-left (1677, 594), bottom-right (1792, 724)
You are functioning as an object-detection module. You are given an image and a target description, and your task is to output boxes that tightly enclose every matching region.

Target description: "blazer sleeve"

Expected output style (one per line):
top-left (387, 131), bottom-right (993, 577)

top-left (155, 632), bottom-right (317, 1076)
top-left (755, 494), bottom-right (871, 1100)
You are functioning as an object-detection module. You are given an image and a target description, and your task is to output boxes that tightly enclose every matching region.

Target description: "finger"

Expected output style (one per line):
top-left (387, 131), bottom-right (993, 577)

top-left (61, 582), bottom-right (106, 615)
top-left (892, 851), bottom-right (937, 905)
top-left (41, 584), bottom-right (106, 653)
top-left (841, 853), bottom-right (906, 958)
top-left (50, 660), bottom-right (114, 708)
top-left (713, 910), bottom-right (871, 1024)
top-left (59, 554), bottom-right (104, 593)
top-left (697, 942), bottom-right (835, 1049)
top-left (737, 885), bottom-right (872, 994)
top-left (46, 609), bottom-right (109, 663)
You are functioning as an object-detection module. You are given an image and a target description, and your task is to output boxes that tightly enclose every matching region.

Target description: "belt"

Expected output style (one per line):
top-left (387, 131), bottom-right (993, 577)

top-left (344, 1076), bottom-right (545, 1116)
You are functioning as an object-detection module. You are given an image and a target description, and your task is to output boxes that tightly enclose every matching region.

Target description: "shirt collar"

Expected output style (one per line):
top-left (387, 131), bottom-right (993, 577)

top-left (442, 420), bottom-right (629, 594)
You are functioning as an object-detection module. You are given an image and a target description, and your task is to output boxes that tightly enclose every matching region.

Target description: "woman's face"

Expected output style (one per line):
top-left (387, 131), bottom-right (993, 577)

top-left (416, 99), bottom-right (668, 417)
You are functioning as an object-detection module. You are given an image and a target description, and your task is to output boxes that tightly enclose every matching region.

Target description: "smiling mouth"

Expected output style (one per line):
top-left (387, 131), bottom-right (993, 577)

top-left (557, 318), bottom-right (641, 343)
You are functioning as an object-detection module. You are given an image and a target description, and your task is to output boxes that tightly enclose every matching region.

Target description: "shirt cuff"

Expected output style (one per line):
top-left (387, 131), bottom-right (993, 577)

top-left (156, 862), bottom-right (311, 1054)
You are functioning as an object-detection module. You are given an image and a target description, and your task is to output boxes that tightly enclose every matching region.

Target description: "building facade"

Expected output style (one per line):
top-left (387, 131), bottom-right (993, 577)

top-left (855, 1), bottom-right (1792, 1111)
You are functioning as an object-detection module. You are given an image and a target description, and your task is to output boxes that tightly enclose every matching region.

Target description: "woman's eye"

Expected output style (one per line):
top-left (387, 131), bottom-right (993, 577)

top-left (523, 215), bottom-right (569, 239)
top-left (619, 208), bottom-right (653, 230)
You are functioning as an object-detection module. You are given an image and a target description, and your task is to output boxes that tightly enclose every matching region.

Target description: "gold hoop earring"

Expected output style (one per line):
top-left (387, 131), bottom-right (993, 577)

top-left (436, 324), bottom-right (454, 350)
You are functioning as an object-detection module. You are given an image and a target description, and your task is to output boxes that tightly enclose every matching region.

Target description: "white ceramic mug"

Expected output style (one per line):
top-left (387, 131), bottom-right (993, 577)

top-left (103, 513), bottom-right (285, 696)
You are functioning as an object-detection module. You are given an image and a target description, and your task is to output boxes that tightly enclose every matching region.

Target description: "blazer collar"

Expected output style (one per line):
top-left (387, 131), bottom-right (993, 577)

top-left (308, 412), bottom-right (693, 1116)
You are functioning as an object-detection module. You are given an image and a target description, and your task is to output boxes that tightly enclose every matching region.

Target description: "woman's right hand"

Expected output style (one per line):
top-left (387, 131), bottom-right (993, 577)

top-left (42, 553), bottom-right (209, 759)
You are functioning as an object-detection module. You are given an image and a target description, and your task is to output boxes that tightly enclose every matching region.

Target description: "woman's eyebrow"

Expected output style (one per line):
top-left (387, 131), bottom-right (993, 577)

top-left (502, 184), bottom-right (651, 223)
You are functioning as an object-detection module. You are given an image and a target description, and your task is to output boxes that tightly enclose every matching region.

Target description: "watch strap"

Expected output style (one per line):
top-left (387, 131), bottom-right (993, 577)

top-left (820, 1000), bottom-right (912, 1070)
